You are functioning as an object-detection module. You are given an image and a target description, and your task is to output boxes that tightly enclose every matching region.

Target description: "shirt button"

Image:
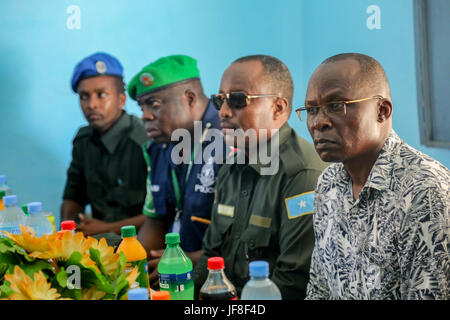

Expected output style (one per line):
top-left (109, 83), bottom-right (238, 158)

top-left (241, 190), bottom-right (248, 197)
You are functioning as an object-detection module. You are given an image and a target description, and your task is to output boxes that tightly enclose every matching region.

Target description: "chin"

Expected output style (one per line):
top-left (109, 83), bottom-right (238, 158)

top-left (317, 150), bottom-right (344, 163)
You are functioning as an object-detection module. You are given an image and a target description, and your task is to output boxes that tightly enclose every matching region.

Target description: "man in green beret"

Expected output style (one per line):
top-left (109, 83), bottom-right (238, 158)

top-left (61, 52), bottom-right (149, 241)
top-left (129, 55), bottom-right (226, 290)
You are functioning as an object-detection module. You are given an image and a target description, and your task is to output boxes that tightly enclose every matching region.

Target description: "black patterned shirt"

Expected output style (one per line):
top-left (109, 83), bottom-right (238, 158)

top-left (306, 131), bottom-right (449, 300)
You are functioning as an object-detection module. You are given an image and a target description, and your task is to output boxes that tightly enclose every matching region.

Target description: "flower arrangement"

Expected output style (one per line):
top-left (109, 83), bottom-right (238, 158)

top-left (0, 225), bottom-right (139, 300)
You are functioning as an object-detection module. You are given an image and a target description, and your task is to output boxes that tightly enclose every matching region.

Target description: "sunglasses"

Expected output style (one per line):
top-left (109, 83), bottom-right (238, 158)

top-left (211, 91), bottom-right (279, 110)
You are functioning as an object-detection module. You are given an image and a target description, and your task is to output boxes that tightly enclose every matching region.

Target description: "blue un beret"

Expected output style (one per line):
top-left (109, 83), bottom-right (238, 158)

top-left (71, 52), bottom-right (124, 92)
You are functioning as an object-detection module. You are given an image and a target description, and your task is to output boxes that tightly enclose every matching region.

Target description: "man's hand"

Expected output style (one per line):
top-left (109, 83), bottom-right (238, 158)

top-left (148, 249), bottom-right (164, 290)
top-left (76, 213), bottom-right (110, 236)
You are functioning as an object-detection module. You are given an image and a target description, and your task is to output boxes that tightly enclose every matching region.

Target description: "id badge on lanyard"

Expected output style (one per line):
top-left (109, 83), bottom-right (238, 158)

top-left (170, 123), bottom-right (210, 234)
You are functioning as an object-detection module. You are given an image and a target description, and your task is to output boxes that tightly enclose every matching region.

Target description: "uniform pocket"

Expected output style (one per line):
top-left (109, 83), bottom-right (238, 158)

top-left (240, 224), bottom-right (272, 260)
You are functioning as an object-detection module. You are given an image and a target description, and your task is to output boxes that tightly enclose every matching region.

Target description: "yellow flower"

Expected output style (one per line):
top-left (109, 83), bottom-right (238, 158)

top-left (124, 266), bottom-right (140, 289)
top-left (29, 230), bottom-right (98, 272)
top-left (84, 237), bottom-right (121, 277)
top-left (3, 225), bottom-right (57, 253)
top-left (80, 287), bottom-right (106, 300)
top-left (5, 266), bottom-right (70, 300)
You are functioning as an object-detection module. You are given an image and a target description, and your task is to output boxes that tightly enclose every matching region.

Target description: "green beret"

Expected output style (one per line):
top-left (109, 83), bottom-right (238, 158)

top-left (127, 55), bottom-right (200, 100)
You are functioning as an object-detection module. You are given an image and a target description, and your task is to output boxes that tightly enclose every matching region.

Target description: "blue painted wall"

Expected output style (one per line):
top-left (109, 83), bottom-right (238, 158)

top-left (1, 0), bottom-right (448, 228)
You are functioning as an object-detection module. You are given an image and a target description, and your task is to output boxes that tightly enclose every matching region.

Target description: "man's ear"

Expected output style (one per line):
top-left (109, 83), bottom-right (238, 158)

top-left (119, 92), bottom-right (126, 110)
top-left (185, 89), bottom-right (196, 109)
top-left (377, 98), bottom-right (392, 122)
top-left (273, 97), bottom-right (289, 120)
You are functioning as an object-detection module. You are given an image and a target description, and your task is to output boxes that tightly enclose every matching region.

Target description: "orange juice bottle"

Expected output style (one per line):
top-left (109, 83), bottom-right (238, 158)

top-left (117, 225), bottom-right (150, 295)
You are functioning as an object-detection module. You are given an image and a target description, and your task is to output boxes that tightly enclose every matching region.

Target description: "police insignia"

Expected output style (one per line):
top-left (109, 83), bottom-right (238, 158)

top-left (140, 72), bottom-right (154, 87)
top-left (285, 191), bottom-right (314, 219)
top-left (95, 60), bottom-right (107, 74)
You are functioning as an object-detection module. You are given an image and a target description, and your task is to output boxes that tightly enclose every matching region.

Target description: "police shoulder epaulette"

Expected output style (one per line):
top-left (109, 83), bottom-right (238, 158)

top-left (73, 125), bottom-right (92, 142)
top-left (279, 139), bottom-right (307, 178)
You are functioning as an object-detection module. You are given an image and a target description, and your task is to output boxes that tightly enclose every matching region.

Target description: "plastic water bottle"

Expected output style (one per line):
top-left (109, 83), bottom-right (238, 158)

top-left (24, 202), bottom-right (53, 237)
top-left (157, 233), bottom-right (194, 300)
top-left (241, 260), bottom-right (282, 300)
top-left (43, 212), bottom-right (56, 234)
top-left (127, 288), bottom-right (149, 300)
top-left (199, 257), bottom-right (237, 300)
top-left (0, 175), bottom-right (12, 195)
top-left (0, 195), bottom-right (26, 237)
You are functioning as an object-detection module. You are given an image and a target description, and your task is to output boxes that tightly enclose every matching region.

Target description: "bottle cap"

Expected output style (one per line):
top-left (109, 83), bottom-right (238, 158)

top-left (61, 220), bottom-right (76, 231)
top-left (249, 260), bottom-right (269, 277)
top-left (127, 288), bottom-right (149, 300)
top-left (0, 190), bottom-right (5, 198)
top-left (3, 195), bottom-right (17, 206)
top-left (21, 204), bottom-right (29, 215)
top-left (152, 290), bottom-right (170, 300)
top-left (121, 225), bottom-right (136, 238)
top-left (207, 257), bottom-right (225, 270)
top-left (27, 202), bottom-right (42, 214)
top-left (0, 175), bottom-right (6, 185)
top-left (165, 232), bottom-right (180, 245)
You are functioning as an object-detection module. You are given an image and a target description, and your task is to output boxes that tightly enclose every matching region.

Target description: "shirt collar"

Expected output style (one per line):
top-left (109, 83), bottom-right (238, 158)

top-left (247, 122), bottom-right (291, 175)
top-left (334, 130), bottom-right (402, 194)
top-left (201, 99), bottom-right (221, 130)
top-left (100, 112), bottom-right (130, 154)
top-left (365, 130), bottom-right (402, 192)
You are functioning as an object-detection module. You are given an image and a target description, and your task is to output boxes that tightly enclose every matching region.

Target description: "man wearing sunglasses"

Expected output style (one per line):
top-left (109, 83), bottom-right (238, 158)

top-left (127, 55), bottom-right (225, 290)
top-left (303, 53), bottom-right (449, 300)
top-left (194, 55), bottom-right (327, 299)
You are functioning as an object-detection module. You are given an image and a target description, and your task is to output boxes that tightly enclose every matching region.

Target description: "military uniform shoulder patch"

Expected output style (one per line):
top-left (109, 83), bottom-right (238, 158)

top-left (285, 191), bottom-right (314, 219)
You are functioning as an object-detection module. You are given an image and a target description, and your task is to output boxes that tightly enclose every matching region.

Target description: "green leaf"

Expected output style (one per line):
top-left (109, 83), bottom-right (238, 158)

top-left (56, 268), bottom-right (68, 289)
top-left (20, 260), bottom-right (52, 278)
top-left (66, 251), bottom-right (83, 266)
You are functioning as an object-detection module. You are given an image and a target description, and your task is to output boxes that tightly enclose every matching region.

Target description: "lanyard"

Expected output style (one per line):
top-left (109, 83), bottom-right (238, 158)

top-left (143, 123), bottom-right (211, 217)
top-left (171, 122), bottom-right (211, 211)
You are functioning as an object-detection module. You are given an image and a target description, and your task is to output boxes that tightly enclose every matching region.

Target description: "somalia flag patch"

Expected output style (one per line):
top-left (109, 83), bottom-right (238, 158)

top-left (285, 191), bottom-right (315, 219)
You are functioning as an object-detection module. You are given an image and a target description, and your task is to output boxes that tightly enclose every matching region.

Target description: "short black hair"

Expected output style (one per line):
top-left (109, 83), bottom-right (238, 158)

top-left (233, 54), bottom-right (294, 113)
top-left (321, 53), bottom-right (389, 93)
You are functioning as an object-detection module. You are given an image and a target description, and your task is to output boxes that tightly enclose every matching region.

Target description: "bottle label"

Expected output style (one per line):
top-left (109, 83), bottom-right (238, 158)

top-left (158, 271), bottom-right (193, 291)
top-left (124, 259), bottom-right (149, 289)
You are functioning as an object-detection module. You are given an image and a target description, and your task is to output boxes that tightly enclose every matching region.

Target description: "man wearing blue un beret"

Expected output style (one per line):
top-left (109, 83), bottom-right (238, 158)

top-left (61, 52), bottom-right (148, 241)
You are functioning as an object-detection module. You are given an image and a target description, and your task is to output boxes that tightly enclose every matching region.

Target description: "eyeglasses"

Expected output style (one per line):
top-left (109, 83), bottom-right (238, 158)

top-left (211, 91), bottom-right (279, 111)
top-left (295, 95), bottom-right (384, 120)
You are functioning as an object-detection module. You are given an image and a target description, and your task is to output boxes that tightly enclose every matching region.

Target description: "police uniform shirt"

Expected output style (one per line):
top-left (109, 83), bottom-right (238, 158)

top-left (142, 100), bottom-right (224, 252)
top-left (194, 122), bottom-right (328, 300)
top-left (63, 112), bottom-right (148, 222)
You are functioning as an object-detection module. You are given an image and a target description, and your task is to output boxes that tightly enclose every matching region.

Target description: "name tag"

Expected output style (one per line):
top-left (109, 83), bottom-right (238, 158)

top-left (217, 204), bottom-right (234, 217)
top-left (249, 215), bottom-right (272, 228)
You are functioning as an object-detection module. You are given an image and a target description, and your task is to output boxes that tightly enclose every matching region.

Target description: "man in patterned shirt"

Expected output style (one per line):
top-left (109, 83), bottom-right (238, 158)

top-left (298, 53), bottom-right (449, 299)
